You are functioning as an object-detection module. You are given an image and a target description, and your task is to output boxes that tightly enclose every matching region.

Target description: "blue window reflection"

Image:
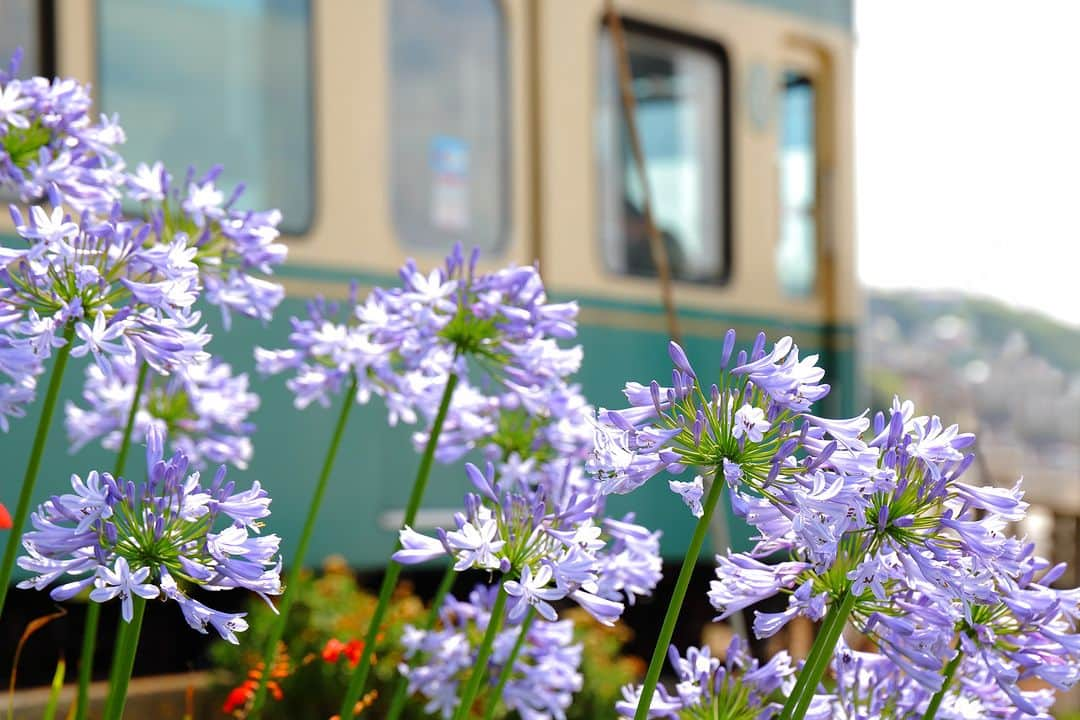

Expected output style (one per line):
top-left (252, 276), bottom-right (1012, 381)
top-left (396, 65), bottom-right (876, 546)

top-left (98, 0), bottom-right (313, 233)
top-left (777, 72), bottom-right (817, 297)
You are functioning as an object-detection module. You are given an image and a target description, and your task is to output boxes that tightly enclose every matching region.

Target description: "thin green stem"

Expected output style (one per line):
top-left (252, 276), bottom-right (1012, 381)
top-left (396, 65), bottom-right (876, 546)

top-left (77, 360), bottom-right (149, 720)
top-left (633, 474), bottom-right (725, 720)
top-left (0, 322), bottom-right (76, 617)
top-left (780, 589), bottom-right (857, 720)
top-left (101, 596), bottom-right (146, 720)
top-left (779, 597), bottom-right (844, 717)
top-left (386, 563), bottom-right (457, 720)
top-left (248, 374), bottom-right (358, 716)
top-left (338, 372), bottom-right (460, 719)
top-left (921, 648), bottom-right (962, 720)
top-left (482, 608), bottom-right (535, 720)
top-left (452, 586), bottom-right (509, 720)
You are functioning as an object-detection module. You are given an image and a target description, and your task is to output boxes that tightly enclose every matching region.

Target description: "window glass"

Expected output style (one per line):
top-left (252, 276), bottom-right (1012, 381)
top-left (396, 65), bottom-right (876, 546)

top-left (389, 0), bottom-right (508, 253)
top-left (98, 0), bottom-right (313, 233)
top-left (0, 1), bottom-right (42, 79)
top-left (777, 72), bottom-right (817, 296)
top-left (598, 27), bottom-right (726, 283)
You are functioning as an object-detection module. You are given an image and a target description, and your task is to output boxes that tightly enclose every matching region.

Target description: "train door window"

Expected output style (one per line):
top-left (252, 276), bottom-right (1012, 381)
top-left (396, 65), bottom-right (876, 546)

top-left (0, 1), bottom-right (45, 78)
top-left (597, 24), bottom-right (728, 283)
top-left (97, 0), bottom-right (314, 233)
top-left (389, 0), bottom-right (508, 253)
top-left (777, 71), bottom-right (817, 296)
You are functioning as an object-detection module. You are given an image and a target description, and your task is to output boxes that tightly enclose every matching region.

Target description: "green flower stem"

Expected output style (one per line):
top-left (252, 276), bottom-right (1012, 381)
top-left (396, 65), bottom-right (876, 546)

top-left (248, 373), bottom-right (359, 716)
top-left (633, 474), bottom-right (725, 720)
top-left (921, 648), bottom-right (963, 720)
top-left (77, 360), bottom-right (149, 720)
top-left (385, 563), bottom-right (457, 720)
top-left (101, 596), bottom-right (146, 720)
top-left (780, 588), bottom-right (857, 720)
top-left (776, 594), bottom-right (844, 717)
top-left (338, 372), bottom-right (460, 719)
top-left (0, 322), bottom-right (76, 617)
top-left (482, 607), bottom-right (535, 720)
top-left (452, 585), bottom-right (509, 720)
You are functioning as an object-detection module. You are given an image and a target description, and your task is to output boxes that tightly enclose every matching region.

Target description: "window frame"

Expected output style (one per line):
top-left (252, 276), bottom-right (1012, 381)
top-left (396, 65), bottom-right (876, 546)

top-left (596, 16), bottom-right (733, 287)
top-left (385, 0), bottom-right (512, 257)
top-left (92, 0), bottom-right (318, 238)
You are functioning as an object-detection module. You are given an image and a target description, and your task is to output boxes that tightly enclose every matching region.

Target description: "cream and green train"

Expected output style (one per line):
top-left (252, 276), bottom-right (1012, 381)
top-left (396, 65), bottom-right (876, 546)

top-left (0, 0), bottom-right (857, 568)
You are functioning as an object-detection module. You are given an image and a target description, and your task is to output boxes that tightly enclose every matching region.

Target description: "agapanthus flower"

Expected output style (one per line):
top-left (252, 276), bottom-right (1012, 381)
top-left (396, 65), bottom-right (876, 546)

top-left (0, 51), bottom-right (125, 214)
top-left (691, 388), bottom-right (1080, 716)
top-left (804, 638), bottom-right (1056, 719)
top-left (0, 202), bottom-right (211, 429)
top-left (65, 353), bottom-right (258, 469)
top-left (616, 635), bottom-right (794, 719)
top-left (393, 460), bottom-right (633, 627)
top-left (17, 425), bottom-right (280, 642)
top-left (125, 163), bottom-right (286, 328)
top-left (399, 583), bottom-right (583, 720)
top-left (255, 244), bottom-right (581, 430)
top-left (589, 332), bottom-right (825, 501)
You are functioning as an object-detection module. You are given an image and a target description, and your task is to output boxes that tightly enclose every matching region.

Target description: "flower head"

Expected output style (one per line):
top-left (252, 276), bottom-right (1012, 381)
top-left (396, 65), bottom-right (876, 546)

top-left (17, 425), bottom-right (280, 642)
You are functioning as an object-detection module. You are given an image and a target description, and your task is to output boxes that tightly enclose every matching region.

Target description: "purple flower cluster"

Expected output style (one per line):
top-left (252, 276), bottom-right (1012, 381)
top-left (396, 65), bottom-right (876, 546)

top-left (400, 583), bottom-right (583, 720)
top-left (394, 456), bottom-right (652, 627)
top-left (595, 331), bottom-right (1080, 718)
top-left (590, 333), bottom-right (826, 500)
top-left (0, 51), bottom-right (125, 214)
top-left (0, 203), bottom-right (211, 428)
top-left (805, 639), bottom-right (1056, 719)
top-left (17, 425), bottom-right (280, 642)
top-left (125, 163), bottom-right (286, 328)
top-left (66, 353), bottom-right (258, 470)
top-left (617, 636), bottom-right (794, 720)
top-left (255, 245), bottom-right (581, 425)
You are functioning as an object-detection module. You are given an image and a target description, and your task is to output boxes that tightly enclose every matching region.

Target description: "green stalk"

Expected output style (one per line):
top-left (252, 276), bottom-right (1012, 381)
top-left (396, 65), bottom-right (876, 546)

top-left (921, 649), bottom-right (962, 720)
top-left (0, 322), bottom-right (76, 617)
top-left (247, 374), bottom-right (359, 716)
top-left (633, 474), bottom-right (725, 720)
top-left (338, 372), bottom-right (460, 719)
top-left (777, 594), bottom-right (844, 716)
top-left (101, 596), bottom-right (146, 720)
top-left (779, 589), bottom-right (857, 720)
top-left (482, 608), bottom-right (535, 720)
top-left (385, 563), bottom-right (457, 720)
top-left (77, 360), bottom-right (149, 720)
top-left (451, 586), bottom-right (509, 720)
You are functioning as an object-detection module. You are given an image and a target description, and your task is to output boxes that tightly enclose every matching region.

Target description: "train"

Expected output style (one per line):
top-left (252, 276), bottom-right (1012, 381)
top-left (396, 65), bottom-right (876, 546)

top-left (0, 0), bottom-right (857, 572)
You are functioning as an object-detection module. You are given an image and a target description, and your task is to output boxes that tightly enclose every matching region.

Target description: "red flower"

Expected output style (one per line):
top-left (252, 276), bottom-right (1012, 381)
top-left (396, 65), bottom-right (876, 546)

top-left (0, 503), bottom-right (11, 530)
top-left (322, 638), bottom-right (368, 667)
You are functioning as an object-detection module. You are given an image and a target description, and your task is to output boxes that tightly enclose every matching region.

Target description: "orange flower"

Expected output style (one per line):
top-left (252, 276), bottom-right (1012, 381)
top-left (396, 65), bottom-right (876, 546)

top-left (322, 638), bottom-right (370, 667)
top-left (222, 645), bottom-right (292, 717)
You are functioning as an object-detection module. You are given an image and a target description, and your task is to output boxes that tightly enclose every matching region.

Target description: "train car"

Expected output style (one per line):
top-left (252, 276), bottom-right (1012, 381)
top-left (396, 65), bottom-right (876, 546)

top-left (0, 0), bottom-right (857, 573)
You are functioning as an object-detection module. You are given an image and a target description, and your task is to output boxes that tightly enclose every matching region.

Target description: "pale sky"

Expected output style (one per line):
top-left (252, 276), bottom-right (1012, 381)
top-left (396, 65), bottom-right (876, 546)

top-left (855, 1), bottom-right (1080, 327)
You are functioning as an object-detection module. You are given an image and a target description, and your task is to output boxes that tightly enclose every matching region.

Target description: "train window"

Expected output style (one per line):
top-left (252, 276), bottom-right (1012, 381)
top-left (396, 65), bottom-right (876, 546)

top-left (389, 0), bottom-right (508, 253)
top-left (0, 1), bottom-right (44, 80)
top-left (597, 24), bottom-right (728, 283)
top-left (777, 72), bottom-right (817, 297)
top-left (97, 0), bottom-right (313, 233)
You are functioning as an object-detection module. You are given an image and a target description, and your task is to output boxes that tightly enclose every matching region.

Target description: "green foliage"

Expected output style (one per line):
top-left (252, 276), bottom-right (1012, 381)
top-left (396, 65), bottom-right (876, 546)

top-left (211, 561), bottom-right (645, 719)
top-left (1, 120), bottom-right (51, 170)
top-left (869, 290), bottom-right (1080, 373)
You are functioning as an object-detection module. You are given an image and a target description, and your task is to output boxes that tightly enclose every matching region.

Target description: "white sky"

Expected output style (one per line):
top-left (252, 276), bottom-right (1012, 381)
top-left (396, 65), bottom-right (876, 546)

top-left (855, 1), bottom-right (1080, 327)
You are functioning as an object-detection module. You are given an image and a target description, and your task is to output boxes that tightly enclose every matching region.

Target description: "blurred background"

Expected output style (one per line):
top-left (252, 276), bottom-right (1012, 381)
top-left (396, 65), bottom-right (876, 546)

top-left (0, 0), bottom-right (1077, 714)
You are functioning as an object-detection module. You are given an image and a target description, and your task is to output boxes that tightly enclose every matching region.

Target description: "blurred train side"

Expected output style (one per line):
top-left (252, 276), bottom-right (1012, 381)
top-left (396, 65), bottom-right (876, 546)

top-left (0, 0), bottom-right (856, 569)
